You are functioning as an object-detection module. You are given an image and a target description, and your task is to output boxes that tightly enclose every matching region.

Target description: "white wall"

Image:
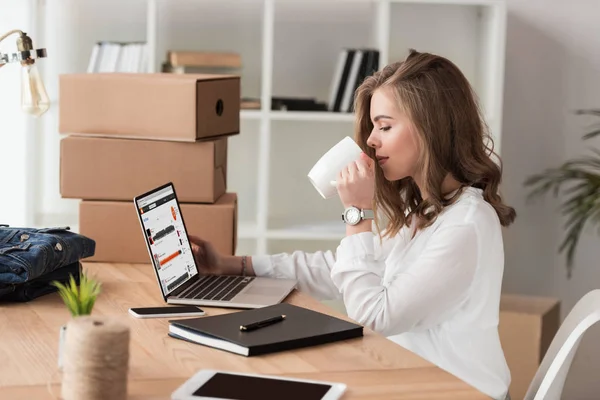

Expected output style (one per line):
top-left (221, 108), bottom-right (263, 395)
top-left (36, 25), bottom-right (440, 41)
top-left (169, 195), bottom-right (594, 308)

top-left (501, 0), bottom-right (600, 398)
top-left (0, 0), bottom-right (37, 227)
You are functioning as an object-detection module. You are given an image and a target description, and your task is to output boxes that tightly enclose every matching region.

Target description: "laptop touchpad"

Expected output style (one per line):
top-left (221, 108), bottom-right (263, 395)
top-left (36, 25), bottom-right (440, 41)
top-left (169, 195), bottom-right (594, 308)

top-left (242, 285), bottom-right (285, 296)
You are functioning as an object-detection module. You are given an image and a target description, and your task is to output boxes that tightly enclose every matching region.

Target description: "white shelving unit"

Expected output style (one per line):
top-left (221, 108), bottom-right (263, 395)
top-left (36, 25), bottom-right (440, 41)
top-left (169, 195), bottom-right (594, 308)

top-left (38, 0), bottom-right (506, 257)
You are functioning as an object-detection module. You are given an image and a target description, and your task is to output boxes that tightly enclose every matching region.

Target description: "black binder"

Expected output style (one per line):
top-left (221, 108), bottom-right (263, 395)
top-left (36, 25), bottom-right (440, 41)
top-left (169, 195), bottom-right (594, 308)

top-left (168, 303), bottom-right (363, 356)
top-left (332, 49), bottom-right (356, 112)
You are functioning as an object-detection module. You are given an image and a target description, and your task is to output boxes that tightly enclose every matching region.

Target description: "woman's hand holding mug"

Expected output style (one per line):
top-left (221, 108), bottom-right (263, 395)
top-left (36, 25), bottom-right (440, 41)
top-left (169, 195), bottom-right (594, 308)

top-left (307, 136), bottom-right (364, 199)
top-left (337, 152), bottom-right (375, 209)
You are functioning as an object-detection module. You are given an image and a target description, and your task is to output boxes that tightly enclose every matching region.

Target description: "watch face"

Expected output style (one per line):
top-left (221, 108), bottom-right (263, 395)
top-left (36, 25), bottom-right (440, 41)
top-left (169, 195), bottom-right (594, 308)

top-left (345, 207), bottom-right (361, 225)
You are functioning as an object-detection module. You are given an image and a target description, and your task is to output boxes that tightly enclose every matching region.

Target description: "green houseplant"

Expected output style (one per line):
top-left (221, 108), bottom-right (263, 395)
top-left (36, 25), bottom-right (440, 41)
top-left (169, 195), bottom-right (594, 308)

top-left (52, 271), bottom-right (102, 368)
top-left (524, 109), bottom-right (600, 278)
top-left (52, 272), bottom-right (102, 317)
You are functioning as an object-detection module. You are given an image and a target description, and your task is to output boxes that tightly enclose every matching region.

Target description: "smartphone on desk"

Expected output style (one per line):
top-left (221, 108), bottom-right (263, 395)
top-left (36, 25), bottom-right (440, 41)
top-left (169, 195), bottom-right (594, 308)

top-left (128, 306), bottom-right (205, 319)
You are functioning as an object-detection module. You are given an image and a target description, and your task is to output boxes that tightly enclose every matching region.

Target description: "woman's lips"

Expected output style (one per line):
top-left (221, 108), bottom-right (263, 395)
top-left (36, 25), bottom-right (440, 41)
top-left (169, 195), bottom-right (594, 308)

top-left (377, 157), bottom-right (389, 165)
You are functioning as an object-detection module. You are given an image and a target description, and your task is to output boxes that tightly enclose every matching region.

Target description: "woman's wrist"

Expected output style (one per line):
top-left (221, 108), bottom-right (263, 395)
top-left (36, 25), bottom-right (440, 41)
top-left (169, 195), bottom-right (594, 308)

top-left (346, 219), bottom-right (372, 237)
top-left (220, 255), bottom-right (256, 276)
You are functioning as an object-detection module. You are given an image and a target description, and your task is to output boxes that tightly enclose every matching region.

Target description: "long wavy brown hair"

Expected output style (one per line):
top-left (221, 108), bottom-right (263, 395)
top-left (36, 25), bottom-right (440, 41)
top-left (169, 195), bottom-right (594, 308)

top-left (354, 49), bottom-right (516, 237)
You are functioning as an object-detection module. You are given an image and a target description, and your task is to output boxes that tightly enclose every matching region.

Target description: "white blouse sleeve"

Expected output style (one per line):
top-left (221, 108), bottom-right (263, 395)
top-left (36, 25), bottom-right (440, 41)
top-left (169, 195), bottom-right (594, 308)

top-left (251, 233), bottom-right (395, 302)
top-left (251, 250), bottom-right (341, 301)
top-left (330, 224), bottom-right (479, 336)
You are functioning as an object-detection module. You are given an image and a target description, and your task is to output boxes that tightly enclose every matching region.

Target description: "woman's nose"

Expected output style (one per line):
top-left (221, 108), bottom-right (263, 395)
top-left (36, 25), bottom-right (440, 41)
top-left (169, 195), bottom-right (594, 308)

top-left (366, 133), bottom-right (378, 149)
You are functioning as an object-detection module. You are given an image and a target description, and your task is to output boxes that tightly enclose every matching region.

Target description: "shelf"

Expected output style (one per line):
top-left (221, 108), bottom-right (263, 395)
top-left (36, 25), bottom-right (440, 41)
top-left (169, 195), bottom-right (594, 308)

top-left (146, 0), bottom-right (502, 4)
top-left (390, 0), bottom-right (503, 5)
top-left (267, 221), bottom-right (345, 240)
top-left (240, 109), bottom-right (262, 120)
top-left (241, 110), bottom-right (356, 122)
top-left (238, 221), bottom-right (346, 241)
top-left (266, 225), bottom-right (345, 240)
top-left (238, 221), bottom-right (259, 239)
top-left (269, 111), bottom-right (355, 122)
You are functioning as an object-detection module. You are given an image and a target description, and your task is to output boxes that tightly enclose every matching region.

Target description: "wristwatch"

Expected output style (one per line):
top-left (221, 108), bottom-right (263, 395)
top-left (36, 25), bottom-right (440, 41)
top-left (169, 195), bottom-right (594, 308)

top-left (342, 206), bottom-right (375, 226)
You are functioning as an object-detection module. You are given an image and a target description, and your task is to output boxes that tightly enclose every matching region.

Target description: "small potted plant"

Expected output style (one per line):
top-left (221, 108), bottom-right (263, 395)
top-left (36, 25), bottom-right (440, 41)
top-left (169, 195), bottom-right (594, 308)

top-left (52, 271), bottom-right (102, 367)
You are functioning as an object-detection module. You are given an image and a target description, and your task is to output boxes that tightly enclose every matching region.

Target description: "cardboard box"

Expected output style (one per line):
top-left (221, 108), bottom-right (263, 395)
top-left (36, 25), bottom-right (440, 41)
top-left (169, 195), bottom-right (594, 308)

top-left (499, 294), bottom-right (561, 400)
top-left (59, 73), bottom-right (240, 142)
top-left (60, 135), bottom-right (227, 203)
top-left (79, 193), bottom-right (237, 264)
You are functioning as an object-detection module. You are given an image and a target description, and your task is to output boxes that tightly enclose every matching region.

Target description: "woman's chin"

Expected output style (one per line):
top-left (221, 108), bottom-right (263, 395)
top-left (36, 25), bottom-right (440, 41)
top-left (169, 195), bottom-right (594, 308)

top-left (382, 169), bottom-right (408, 182)
top-left (382, 171), bottom-right (396, 181)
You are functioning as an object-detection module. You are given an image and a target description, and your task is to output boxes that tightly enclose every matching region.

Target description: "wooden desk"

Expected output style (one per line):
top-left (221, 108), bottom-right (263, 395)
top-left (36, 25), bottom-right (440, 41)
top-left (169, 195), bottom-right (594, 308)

top-left (0, 263), bottom-right (489, 399)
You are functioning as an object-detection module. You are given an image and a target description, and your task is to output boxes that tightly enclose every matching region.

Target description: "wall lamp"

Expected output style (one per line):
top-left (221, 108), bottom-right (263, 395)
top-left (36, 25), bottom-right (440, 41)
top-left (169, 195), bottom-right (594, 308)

top-left (0, 29), bottom-right (49, 117)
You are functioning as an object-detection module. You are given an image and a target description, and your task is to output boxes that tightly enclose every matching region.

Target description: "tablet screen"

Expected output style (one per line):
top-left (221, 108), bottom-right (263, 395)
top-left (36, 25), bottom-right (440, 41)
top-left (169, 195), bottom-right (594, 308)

top-left (193, 372), bottom-right (332, 400)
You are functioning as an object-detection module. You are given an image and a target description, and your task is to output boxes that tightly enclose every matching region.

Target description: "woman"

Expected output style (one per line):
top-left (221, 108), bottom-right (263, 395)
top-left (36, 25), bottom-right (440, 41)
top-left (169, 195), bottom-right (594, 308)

top-left (190, 49), bottom-right (516, 400)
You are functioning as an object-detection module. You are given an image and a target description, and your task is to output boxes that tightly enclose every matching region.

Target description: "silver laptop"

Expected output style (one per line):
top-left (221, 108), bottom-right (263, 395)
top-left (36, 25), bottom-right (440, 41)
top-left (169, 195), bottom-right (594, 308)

top-left (134, 182), bottom-right (296, 309)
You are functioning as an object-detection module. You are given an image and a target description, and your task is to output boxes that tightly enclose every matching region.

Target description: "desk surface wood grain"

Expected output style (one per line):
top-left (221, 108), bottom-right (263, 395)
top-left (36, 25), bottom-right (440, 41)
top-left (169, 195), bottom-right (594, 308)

top-left (0, 263), bottom-right (489, 399)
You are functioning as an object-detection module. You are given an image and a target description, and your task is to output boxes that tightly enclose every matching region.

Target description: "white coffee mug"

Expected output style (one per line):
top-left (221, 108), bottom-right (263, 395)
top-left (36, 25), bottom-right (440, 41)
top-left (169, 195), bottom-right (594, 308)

top-left (307, 136), bottom-right (363, 199)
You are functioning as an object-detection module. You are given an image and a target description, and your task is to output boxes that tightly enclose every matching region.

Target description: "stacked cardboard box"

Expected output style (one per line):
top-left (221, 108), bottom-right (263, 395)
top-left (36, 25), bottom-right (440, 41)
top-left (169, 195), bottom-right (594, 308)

top-left (499, 294), bottom-right (560, 400)
top-left (58, 73), bottom-right (241, 263)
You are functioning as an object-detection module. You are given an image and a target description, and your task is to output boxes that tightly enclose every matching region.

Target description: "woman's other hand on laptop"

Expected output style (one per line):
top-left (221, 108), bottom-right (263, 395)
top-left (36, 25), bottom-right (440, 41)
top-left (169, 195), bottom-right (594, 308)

top-left (189, 235), bottom-right (223, 275)
top-left (189, 235), bottom-right (256, 277)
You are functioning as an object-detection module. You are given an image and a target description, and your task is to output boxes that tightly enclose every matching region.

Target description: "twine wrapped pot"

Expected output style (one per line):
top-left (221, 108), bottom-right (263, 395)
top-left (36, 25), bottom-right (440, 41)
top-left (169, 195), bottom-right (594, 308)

top-left (61, 316), bottom-right (130, 400)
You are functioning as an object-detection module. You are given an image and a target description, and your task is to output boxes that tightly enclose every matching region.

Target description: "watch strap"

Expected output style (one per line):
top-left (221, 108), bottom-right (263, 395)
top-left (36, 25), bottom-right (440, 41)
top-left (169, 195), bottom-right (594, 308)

top-left (361, 209), bottom-right (375, 220)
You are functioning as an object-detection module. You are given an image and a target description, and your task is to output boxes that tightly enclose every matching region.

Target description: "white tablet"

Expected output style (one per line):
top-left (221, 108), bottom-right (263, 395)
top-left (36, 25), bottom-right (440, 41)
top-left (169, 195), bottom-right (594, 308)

top-left (171, 369), bottom-right (346, 400)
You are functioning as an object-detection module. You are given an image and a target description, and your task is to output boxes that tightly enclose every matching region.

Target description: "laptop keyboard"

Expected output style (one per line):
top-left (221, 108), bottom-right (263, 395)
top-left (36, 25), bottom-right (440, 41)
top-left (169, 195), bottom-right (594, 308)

top-left (179, 275), bottom-right (254, 302)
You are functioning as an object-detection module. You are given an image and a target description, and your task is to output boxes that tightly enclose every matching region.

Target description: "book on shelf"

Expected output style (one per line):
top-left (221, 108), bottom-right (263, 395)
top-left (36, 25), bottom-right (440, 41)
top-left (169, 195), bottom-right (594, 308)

top-left (162, 50), bottom-right (242, 75)
top-left (328, 48), bottom-right (379, 113)
top-left (239, 97), bottom-right (328, 112)
top-left (87, 41), bottom-right (148, 73)
top-left (167, 50), bottom-right (242, 69)
top-left (241, 97), bottom-right (261, 110)
top-left (167, 303), bottom-right (363, 357)
top-left (271, 97), bottom-right (327, 112)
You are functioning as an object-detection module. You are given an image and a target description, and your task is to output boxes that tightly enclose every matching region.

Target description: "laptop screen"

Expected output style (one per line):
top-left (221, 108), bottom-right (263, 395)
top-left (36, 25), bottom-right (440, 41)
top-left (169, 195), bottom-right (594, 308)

top-left (135, 184), bottom-right (198, 296)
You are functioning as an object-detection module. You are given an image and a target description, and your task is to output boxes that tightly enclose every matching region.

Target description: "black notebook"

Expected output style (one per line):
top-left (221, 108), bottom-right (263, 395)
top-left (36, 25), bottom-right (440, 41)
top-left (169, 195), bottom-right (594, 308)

top-left (168, 303), bottom-right (363, 356)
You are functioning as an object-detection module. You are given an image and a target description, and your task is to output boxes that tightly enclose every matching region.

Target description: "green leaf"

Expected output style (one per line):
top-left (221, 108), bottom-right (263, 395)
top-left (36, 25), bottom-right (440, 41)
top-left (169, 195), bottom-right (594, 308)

top-left (574, 109), bottom-right (600, 140)
top-left (51, 271), bottom-right (101, 317)
top-left (582, 129), bottom-right (600, 140)
top-left (575, 109), bottom-right (600, 117)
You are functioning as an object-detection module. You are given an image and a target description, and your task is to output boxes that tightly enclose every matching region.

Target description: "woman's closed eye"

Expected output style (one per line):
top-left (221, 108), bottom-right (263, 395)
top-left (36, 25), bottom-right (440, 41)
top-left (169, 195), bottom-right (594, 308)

top-left (379, 126), bottom-right (391, 132)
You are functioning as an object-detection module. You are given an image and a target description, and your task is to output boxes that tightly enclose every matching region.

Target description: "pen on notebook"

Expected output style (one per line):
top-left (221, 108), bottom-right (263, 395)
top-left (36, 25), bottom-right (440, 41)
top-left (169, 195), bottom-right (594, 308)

top-left (240, 314), bottom-right (286, 332)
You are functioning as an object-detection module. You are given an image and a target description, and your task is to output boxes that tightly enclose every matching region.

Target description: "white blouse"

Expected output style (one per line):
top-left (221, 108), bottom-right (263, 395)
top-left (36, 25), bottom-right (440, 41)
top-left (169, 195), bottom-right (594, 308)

top-left (252, 187), bottom-right (510, 400)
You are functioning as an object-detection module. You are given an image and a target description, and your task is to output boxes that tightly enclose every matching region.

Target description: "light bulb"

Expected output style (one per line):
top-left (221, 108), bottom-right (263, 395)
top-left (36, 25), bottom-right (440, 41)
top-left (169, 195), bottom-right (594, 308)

top-left (21, 63), bottom-right (50, 117)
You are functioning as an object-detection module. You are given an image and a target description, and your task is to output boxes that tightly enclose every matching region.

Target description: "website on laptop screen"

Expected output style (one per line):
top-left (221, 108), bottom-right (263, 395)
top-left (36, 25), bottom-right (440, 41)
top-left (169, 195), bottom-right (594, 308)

top-left (136, 186), bottom-right (198, 295)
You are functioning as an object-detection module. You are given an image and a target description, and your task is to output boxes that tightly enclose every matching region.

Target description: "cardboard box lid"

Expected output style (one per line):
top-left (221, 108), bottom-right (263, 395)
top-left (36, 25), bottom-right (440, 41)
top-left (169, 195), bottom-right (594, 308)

top-left (61, 72), bottom-right (238, 82)
top-left (59, 73), bottom-right (240, 141)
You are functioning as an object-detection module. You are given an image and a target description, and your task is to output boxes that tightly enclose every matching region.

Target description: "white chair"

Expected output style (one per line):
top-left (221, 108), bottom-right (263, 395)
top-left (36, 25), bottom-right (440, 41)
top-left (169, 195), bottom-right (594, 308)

top-left (524, 289), bottom-right (600, 400)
